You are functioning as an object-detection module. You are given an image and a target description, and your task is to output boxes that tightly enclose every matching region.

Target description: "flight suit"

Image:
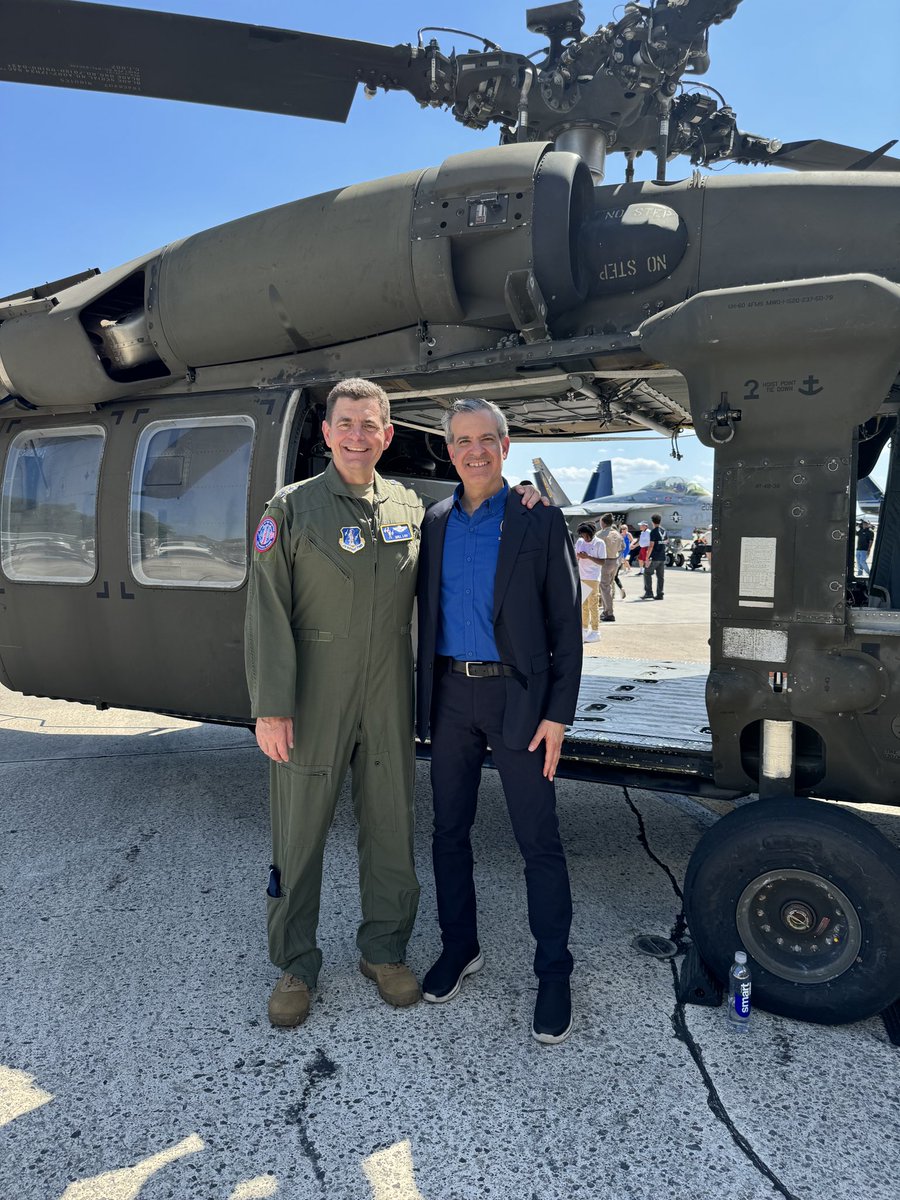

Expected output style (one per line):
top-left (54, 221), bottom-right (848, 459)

top-left (245, 462), bottom-right (423, 988)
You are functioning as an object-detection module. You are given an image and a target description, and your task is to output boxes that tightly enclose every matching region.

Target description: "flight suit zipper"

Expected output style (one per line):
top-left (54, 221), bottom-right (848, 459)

top-left (354, 493), bottom-right (380, 738)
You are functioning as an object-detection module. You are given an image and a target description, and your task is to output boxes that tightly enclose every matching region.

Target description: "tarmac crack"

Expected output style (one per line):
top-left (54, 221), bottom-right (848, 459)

top-left (0, 744), bottom-right (256, 766)
top-left (284, 1048), bottom-right (338, 1193)
top-left (623, 787), bottom-right (801, 1200)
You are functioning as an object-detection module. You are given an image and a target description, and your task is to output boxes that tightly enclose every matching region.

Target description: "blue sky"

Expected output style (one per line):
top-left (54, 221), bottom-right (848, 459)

top-left (2, 0), bottom-right (898, 493)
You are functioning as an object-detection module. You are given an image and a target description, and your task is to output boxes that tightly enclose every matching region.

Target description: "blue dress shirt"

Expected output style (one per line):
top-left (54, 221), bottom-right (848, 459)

top-left (436, 481), bottom-right (508, 661)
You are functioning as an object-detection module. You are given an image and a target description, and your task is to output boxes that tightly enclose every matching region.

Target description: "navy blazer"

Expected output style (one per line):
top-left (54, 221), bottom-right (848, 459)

top-left (416, 490), bottom-right (583, 750)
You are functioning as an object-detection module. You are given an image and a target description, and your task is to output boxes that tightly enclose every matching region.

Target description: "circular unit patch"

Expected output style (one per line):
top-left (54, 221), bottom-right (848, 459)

top-left (254, 516), bottom-right (278, 553)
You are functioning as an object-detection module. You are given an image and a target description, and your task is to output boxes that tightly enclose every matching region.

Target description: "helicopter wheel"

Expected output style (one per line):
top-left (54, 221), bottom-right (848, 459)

top-left (684, 798), bottom-right (900, 1024)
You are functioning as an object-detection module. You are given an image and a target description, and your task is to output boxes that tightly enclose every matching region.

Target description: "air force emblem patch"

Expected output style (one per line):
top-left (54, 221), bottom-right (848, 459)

top-left (381, 523), bottom-right (413, 543)
top-left (339, 526), bottom-right (365, 553)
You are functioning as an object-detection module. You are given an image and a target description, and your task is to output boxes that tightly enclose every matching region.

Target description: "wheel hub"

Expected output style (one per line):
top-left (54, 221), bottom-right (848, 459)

top-left (781, 901), bottom-right (815, 932)
top-left (736, 869), bottom-right (862, 984)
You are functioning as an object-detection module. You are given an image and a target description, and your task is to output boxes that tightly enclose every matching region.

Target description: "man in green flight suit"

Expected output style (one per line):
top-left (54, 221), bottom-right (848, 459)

top-left (245, 378), bottom-right (423, 1027)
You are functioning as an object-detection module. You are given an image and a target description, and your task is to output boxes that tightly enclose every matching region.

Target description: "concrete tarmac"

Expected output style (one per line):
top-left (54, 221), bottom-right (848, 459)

top-left (1, 569), bottom-right (898, 1200)
top-left (582, 559), bottom-right (713, 663)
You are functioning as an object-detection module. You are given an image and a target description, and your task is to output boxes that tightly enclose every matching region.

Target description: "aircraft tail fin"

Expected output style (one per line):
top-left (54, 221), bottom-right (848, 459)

top-left (531, 458), bottom-right (572, 507)
top-left (858, 476), bottom-right (884, 515)
top-left (582, 460), bottom-right (613, 503)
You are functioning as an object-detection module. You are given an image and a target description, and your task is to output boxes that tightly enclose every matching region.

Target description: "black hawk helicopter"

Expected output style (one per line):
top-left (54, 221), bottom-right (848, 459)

top-left (1, 0), bottom-right (899, 1027)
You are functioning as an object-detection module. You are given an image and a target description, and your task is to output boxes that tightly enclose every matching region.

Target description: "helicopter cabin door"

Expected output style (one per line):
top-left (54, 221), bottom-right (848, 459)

top-left (0, 387), bottom-right (299, 722)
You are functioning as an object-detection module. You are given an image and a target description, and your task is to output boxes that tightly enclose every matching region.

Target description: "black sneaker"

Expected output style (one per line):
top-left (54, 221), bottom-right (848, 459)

top-left (422, 946), bottom-right (484, 1003)
top-left (532, 978), bottom-right (573, 1044)
top-left (600, 613), bottom-right (616, 622)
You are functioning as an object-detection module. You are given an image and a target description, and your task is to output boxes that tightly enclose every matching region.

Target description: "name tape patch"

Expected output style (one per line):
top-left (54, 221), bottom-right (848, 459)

top-left (254, 516), bottom-right (278, 553)
top-left (381, 523), bottom-right (413, 543)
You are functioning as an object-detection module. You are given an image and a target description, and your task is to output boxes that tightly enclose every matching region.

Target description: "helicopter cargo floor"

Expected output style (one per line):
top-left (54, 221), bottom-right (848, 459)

top-left (558, 659), bottom-right (728, 796)
top-left (562, 659), bottom-right (712, 771)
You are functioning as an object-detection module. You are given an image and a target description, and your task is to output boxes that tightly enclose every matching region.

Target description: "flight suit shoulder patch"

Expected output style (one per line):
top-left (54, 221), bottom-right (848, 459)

top-left (254, 515), bottom-right (279, 553)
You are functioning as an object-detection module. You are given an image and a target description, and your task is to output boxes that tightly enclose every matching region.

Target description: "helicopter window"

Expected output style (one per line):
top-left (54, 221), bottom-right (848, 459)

top-left (1, 426), bottom-right (105, 584)
top-left (130, 416), bottom-right (254, 590)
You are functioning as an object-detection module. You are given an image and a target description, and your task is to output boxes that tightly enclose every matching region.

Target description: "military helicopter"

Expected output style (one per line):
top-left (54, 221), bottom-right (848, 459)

top-left (1, 0), bottom-right (900, 1029)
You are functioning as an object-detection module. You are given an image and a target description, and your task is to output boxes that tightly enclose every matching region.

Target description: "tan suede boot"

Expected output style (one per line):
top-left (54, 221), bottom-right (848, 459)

top-left (359, 959), bottom-right (421, 1007)
top-left (268, 972), bottom-right (312, 1027)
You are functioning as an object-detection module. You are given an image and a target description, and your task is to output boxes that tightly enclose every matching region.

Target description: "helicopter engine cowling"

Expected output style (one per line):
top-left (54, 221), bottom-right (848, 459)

top-left (0, 143), bottom-right (592, 409)
top-left (154, 141), bottom-right (591, 365)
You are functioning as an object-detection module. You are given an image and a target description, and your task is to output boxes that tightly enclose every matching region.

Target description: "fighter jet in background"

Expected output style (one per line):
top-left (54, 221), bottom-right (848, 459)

top-left (857, 476), bottom-right (884, 520)
top-left (533, 458), bottom-right (713, 533)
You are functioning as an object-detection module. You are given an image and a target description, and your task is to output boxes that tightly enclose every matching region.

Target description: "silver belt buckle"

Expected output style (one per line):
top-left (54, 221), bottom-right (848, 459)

top-left (464, 661), bottom-right (482, 678)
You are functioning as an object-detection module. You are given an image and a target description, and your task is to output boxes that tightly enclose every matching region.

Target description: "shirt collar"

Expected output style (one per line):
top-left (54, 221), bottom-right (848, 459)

top-left (323, 460), bottom-right (385, 501)
top-left (452, 479), bottom-right (509, 516)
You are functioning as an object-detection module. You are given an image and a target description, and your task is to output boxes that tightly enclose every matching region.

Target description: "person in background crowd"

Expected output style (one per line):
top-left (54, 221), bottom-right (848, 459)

top-left (637, 520), bottom-right (651, 572)
top-left (641, 513), bottom-right (667, 600)
top-left (856, 520), bottom-right (874, 577)
top-left (597, 513), bottom-right (624, 623)
top-left (619, 525), bottom-right (632, 574)
top-left (574, 522), bottom-right (606, 643)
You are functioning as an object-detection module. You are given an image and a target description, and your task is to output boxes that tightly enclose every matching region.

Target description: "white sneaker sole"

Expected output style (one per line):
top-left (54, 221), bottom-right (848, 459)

top-left (422, 950), bottom-right (485, 1004)
top-left (532, 1015), bottom-right (573, 1045)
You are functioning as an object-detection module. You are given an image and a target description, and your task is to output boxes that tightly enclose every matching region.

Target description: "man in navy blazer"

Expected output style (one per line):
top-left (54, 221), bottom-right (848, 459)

top-left (416, 398), bottom-right (583, 1043)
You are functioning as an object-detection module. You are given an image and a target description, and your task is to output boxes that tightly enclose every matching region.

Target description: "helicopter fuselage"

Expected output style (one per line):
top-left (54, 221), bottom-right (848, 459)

top-left (0, 146), bottom-right (898, 737)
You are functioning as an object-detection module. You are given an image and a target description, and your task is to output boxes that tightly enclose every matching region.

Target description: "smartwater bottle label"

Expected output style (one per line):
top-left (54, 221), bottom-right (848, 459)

top-left (734, 983), bottom-right (751, 1018)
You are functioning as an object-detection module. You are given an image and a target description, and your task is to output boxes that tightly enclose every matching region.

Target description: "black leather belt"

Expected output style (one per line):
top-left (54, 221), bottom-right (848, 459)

top-left (448, 659), bottom-right (526, 686)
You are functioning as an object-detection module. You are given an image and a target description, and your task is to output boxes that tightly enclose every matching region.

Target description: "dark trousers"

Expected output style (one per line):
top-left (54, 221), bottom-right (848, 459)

top-left (643, 558), bottom-right (665, 597)
top-left (429, 669), bottom-right (573, 980)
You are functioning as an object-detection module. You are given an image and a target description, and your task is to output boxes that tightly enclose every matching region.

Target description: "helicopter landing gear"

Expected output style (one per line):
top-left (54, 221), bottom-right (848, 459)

top-left (684, 797), bottom-right (900, 1025)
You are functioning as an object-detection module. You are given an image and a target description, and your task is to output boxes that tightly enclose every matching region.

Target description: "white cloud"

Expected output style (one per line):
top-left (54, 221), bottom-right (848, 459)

top-left (547, 457), bottom-right (667, 487)
top-left (553, 466), bottom-right (593, 482)
top-left (610, 457), bottom-right (667, 477)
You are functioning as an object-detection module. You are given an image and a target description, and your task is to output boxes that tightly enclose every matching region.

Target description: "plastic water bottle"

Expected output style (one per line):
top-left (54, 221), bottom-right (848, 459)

top-left (725, 950), bottom-right (752, 1032)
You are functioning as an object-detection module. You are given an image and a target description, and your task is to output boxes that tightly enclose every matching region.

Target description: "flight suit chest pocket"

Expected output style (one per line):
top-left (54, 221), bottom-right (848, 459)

top-left (293, 528), bottom-right (354, 638)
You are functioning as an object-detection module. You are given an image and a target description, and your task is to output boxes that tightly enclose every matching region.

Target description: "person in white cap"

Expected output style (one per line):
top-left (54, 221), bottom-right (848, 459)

top-left (637, 520), bottom-right (651, 574)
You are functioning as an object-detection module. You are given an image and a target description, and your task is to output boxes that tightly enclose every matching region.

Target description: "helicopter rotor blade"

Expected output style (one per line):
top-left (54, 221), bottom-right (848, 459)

top-left (0, 0), bottom-right (424, 123)
top-left (765, 138), bottom-right (900, 173)
top-left (675, 100), bottom-right (900, 175)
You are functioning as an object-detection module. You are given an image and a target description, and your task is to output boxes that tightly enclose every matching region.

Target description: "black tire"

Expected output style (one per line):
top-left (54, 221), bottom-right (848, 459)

top-left (684, 797), bottom-right (900, 1024)
top-left (665, 551), bottom-right (674, 567)
top-left (675, 552), bottom-right (685, 568)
